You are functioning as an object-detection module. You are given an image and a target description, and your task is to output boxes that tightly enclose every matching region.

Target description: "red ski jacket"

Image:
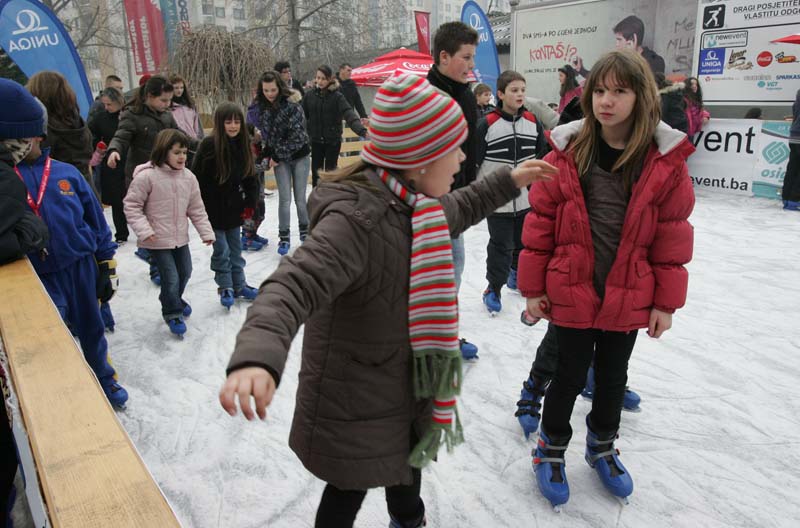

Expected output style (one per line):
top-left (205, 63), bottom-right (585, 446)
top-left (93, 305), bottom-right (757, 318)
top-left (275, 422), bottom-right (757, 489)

top-left (518, 120), bottom-right (695, 331)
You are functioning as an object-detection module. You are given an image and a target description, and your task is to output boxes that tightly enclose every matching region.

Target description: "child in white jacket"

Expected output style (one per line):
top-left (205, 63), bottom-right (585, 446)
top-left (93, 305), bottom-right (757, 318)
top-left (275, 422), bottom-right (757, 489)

top-left (124, 129), bottom-right (215, 337)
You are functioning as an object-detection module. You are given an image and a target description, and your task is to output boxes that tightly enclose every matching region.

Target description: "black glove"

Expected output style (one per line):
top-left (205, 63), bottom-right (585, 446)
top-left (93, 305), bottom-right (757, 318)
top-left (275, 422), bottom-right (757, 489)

top-left (14, 211), bottom-right (49, 254)
top-left (96, 258), bottom-right (118, 303)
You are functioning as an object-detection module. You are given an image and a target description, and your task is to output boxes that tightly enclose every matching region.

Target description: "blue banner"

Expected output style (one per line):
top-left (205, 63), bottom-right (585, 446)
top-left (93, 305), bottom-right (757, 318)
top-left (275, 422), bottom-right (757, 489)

top-left (159, 0), bottom-right (180, 58)
top-left (461, 1), bottom-right (501, 95)
top-left (0, 0), bottom-right (93, 118)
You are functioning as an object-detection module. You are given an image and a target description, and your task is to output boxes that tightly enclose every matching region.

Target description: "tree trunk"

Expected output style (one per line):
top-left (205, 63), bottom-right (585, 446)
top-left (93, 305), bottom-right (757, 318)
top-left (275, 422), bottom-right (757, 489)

top-left (287, 0), bottom-right (301, 66)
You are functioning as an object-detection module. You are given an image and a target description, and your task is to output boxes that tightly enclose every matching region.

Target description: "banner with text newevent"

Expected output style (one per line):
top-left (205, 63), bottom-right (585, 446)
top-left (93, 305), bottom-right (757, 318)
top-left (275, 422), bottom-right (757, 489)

top-left (687, 118), bottom-right (791, 199)
top-left (0, 0), bottom-right (93, 118)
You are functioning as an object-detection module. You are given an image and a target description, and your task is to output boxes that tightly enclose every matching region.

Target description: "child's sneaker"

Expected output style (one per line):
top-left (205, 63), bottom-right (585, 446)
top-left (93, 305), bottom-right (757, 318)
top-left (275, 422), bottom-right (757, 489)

top-left (167, 318), bottom-right (186, 338)
top-left (234, 285), bottom-right (258, 301)
top-left (219, 288), bottom-right (235, 310)
top-left (101, 378), bottom-right (129, 409)
top-left (277, 240), bottom-right (290, 255)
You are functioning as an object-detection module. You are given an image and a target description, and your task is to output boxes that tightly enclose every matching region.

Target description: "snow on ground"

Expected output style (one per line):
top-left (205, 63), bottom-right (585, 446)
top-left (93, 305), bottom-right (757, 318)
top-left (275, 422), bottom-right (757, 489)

top-left (106, 188), bottom-right (800, 528)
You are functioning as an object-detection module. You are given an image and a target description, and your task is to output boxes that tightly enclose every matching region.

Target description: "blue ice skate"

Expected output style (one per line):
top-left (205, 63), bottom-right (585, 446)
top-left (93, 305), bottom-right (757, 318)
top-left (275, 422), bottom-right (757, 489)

top-left (533, 430), bottom-right (570, 512)
top-left (134, 247), bottom-right (150, 262)
top-left (507, 268), bottom-right (518, 291)
top-left (219, 288), bottom-right (234, 310)
top-left (234, 285), bottom-right (258, 301)
top-left (277, 240), bottom-right (290, 255)
top-left (253, 234), bottom-right (269, 246)
top-left (181, 300), bottom-right (192, 318)
top-left (459, 338), bottom-right (478, 360)
top-left (515, 376), bottom-right (546, 438)
top-left (581, 365), bottom-right (642, 412)
top-left (585, 417), bottom-right (634, 503)
top-left (783, 200), bottom-right (800, 211)
top-left (482, 287), bottom-right (502, 315)
top-left (167, 318), bottom-right (186, 338)
top-left (101, 378), bottom-right (129, 409)
top-left (241, 234), bottom-right (265, 251)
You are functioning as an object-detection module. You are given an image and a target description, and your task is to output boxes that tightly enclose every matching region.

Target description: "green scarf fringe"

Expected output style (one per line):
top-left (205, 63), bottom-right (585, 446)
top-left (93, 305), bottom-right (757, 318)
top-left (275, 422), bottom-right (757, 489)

top-left (408, 406), bottom-right (464, 468)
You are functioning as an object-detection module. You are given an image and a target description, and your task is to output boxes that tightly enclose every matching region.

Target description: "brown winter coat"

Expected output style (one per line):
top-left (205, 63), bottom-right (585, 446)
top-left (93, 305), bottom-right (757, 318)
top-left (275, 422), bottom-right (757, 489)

top-left (227, 165), bottom-right (518, 490)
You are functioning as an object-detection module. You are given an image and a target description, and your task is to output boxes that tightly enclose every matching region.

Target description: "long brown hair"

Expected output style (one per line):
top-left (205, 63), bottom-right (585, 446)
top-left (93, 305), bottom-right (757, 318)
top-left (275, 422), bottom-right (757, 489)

top-left (169, 74), bottom-right (196, 109)
top-left (212, 102), bottom-right (255, 184)
top-left (26, 71), bottom-right (78, 124)
top-left (254, 71), bottom-right (293, 111)
top-left (570, 50), bottom-right (660, 191)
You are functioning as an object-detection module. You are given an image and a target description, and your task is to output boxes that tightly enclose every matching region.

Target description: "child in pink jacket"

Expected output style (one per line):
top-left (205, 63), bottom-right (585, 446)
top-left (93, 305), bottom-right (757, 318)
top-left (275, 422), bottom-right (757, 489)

top-left (124, 129), bottom-right (215, 337)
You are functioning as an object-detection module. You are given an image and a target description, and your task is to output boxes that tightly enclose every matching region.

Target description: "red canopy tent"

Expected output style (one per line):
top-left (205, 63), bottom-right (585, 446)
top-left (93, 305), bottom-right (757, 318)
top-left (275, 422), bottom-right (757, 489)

top-left (351, 47), bottom-right (476, 87)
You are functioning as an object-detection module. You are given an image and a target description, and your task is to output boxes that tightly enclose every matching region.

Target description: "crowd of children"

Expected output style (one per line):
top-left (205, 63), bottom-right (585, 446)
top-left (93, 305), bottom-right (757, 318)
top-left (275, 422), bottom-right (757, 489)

top-left (0, 18), bottom-right (706, 525)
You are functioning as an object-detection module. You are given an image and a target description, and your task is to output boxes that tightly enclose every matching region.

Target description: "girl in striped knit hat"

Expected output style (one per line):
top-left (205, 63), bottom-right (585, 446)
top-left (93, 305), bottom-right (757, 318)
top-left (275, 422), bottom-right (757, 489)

top-left (219, 72), bottom-right (557, 528)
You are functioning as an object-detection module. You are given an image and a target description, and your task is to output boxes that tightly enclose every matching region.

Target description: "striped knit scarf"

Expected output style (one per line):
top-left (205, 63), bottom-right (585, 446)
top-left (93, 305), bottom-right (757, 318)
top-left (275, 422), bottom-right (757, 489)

top-left (379, 168), bottom-right (464, 468)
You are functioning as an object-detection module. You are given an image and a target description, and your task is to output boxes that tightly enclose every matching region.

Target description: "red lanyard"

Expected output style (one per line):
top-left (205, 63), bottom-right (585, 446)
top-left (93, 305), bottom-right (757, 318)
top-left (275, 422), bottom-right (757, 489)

top-left (15, 156), bottom-right (51, 217)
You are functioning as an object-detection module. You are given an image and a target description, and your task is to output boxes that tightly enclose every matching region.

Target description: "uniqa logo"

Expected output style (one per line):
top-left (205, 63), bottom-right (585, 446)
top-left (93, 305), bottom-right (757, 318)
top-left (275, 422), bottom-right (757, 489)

top-left (7, 9), bottom-right (59, 52)
top-left (11, 9), bottom-right (48, 35)
top-left (762, 142), bottom-right (790, 165)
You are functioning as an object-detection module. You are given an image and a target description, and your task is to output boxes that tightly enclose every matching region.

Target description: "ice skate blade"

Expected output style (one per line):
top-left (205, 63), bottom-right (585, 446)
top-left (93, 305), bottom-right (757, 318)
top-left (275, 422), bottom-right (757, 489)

top-left (622, 405), bottom-right (642, 413)
top-left (618, 496), bottom-right (630, 506)
top-left (553, 504), bottom-right (563, 513)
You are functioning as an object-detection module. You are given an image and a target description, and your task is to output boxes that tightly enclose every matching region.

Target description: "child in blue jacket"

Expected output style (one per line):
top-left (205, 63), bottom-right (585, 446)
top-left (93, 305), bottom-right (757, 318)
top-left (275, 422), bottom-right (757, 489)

top-left (16, 126), bottom-right (128, 408)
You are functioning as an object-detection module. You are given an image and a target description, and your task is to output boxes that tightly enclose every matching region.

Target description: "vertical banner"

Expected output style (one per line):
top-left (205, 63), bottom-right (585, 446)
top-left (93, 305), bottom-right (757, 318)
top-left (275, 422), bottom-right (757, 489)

top-left (159, 0), bottom-right (179, 58)
top-left (123, 0), bottom-right (167, 75)
top-left (461, 1), bottom-right (501, 95)
top-left (175, 0), bottom-right (190, 34)
top-left (694, 0), bottom-right (800, 105)
top-left (414, 11), bottom-right (430, 56)
top-left (0, 0), bottom-right (93, 118)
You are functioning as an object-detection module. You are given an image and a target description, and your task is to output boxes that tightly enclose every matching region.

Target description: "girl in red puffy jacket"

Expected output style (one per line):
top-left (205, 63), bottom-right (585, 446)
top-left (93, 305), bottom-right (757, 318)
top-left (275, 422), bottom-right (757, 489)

top-left (518, 50), bottom-right (695, 509)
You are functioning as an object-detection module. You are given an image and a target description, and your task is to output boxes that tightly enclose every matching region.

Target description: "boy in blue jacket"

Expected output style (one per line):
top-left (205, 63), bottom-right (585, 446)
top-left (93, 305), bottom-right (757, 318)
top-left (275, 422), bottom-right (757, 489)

top-left (16, 121), bottom-right (128, 408)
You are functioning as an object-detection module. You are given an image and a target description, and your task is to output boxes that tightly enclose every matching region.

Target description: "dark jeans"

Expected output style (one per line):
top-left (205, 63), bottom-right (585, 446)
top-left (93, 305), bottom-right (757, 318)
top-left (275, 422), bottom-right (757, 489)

top-left (311, 141), bottom-right (341, 187)
top-left (486, 213), bottom-right (525, 292)
top-left (150, 245), bottom-right (192, 321)
top-left (541, 326), bottom-right (638, 437)
top-left (211, 227), bottom-right (245, 290)
top-left (782, 142), bottom-right (800, 202)
top-left (314, 468), bottom-right (423, 528)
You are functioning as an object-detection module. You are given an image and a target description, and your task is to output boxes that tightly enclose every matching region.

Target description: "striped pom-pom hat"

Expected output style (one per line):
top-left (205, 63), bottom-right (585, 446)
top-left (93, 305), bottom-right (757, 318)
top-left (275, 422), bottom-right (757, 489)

top-left (360, 71), bottom-right (468, 169)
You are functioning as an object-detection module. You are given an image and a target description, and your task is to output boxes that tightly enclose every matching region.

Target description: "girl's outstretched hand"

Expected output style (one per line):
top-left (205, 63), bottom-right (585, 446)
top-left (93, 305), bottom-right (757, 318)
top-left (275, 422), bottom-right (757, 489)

top-left (510, 160), bottom-right (558, 188)
top-left (647, 308), bottom-right (672, 338)
top-left (219, 367), bottom-right (276, 421)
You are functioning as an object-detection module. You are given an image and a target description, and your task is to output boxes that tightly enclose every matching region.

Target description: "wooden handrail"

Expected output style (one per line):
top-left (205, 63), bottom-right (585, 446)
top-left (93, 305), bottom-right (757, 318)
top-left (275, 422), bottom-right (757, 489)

top-left (0, 259), bottom-right (181, 527)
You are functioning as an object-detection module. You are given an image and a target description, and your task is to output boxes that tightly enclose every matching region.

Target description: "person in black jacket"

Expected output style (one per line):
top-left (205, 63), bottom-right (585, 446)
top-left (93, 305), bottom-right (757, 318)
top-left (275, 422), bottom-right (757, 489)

top-left (193, 103), bottom-right (260, 307)
top-left (426, 21), bottom-right (480, 359)
top-left (0, 78), bottom-right (49, 523)
top-left (654, 73), bottom-right (688, 134)
top-left (275, 61), bottom-right (305, 98)
top-left (337, 63), bottom-right (369, 121)
top-left (303, 65), bottom-right (367, 187)
top-left (89, 87), bottom-right (129, 242)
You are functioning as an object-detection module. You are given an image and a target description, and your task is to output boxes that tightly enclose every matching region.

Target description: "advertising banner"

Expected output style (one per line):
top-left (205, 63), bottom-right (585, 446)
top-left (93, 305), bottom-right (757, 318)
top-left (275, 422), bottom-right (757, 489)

top-left (511, 0), bottom-right (699, 105)
top-left (414, 11), bottom-right (431, 57)
top-left (687, 118), bottom-right (791, 199)
top-left (159, 0), bottom-right (179, 57)
top-left (461, 1), bottom-right (501, 95)
top-left (694, 0), bottom-right (800, 105)
top-left (123, 0), bottom-right (167, 75)
top-left (0, 0), bottom-right (93, 118)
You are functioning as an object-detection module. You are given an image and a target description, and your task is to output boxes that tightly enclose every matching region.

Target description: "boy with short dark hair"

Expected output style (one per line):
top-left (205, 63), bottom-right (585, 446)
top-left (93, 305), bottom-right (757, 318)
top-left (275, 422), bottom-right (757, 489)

top-left (476, 70), bottom-right (547, 315)
top-left (474, 83), bottom-right (495, 116)
top-left (427, 20), bottom-right (480, 359)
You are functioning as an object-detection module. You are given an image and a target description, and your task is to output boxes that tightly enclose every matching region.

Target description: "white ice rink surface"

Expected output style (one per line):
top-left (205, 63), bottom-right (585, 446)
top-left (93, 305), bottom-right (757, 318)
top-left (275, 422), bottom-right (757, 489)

top-left (105, 188), bottom-right (800, 528)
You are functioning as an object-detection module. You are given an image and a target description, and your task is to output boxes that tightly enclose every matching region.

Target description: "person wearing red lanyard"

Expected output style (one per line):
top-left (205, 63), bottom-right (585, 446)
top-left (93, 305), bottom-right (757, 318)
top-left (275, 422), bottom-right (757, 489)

top-left (16, 103), bottom-right (128, 409)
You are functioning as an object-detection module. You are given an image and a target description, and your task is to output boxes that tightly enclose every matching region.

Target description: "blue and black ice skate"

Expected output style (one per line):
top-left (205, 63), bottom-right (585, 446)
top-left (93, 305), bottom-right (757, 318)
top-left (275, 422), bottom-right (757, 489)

top-left (581, 365), bottom-right (642, 412)
top-left (584, 417), bottom-right (634, 504)
top-left (533, 430), bottom-right (570, 512)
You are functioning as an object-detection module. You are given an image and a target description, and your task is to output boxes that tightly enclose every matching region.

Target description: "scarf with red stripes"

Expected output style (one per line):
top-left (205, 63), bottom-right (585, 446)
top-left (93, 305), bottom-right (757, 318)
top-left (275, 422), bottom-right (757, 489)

top-left (379, 168), bottom-right (464, 468)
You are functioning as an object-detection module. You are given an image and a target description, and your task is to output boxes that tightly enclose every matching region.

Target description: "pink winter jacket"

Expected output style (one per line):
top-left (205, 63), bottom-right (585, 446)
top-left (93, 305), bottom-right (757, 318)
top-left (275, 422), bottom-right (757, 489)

top-left (170, 104), bottom-right (204, 140)
top-left (123, 162), bottom-right (215, 249)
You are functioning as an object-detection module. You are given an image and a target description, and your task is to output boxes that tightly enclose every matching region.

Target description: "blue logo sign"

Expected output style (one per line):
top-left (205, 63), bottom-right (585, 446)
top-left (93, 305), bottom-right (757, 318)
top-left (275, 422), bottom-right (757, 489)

top-left (763, 142), bottom-right (790, 165)
top-left (699, 48), bottom-right (725, 75)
